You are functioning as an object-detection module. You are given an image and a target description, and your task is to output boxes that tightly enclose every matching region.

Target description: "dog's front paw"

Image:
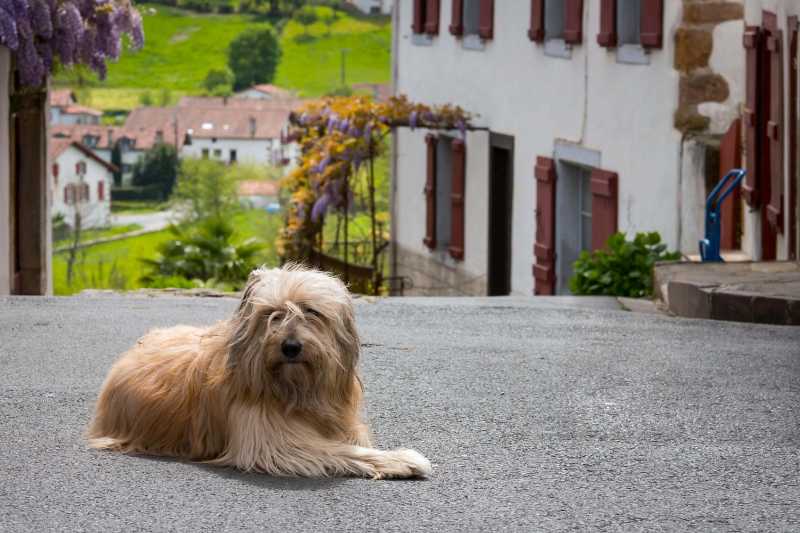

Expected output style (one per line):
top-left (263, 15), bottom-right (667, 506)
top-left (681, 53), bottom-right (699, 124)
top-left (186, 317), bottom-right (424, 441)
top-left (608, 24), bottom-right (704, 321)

top-left (372, 448), bottom-right (432, 480)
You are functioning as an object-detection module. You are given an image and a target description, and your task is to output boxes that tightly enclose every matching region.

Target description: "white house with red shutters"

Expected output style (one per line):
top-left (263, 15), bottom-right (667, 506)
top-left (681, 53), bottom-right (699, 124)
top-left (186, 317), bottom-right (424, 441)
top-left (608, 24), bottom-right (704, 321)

top-left (389, 0), bottom-right (799, 296)
top-left (49, 138), bottom-right (116, 229)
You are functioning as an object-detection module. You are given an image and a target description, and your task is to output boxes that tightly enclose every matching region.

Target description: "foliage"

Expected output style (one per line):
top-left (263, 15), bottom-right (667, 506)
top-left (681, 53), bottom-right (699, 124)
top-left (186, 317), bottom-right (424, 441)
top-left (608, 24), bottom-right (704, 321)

top-left (203, 67), bottom-right (234, 96)
top-left (279, 95), bottom-right (472, 260)
top-left (0, 0), bottom-right (144, 87)
top-left (141, 218), bottom-right (261, 289)
top-left (172, 158), bottom-right (242, 221)
top-left (320, 9), bottom-right (340, 36)
top-left (293, 6), bottom-right (318, 35)
top-left (273, 6), bottom-right (390, 97)
top-left (131, 143), bottom-right (180, 199)
top-left (228, 26), bottom-right (282, 91)
top-left (569, 232), bottom-right (681, 298)
top-left (54, 4), bottom-right (272, 91)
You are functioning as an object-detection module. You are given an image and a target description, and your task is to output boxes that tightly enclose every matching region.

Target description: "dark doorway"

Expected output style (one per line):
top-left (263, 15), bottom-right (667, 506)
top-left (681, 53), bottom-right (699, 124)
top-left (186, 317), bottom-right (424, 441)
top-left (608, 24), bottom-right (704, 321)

top-left (488, 134), bottom-right (513, 296)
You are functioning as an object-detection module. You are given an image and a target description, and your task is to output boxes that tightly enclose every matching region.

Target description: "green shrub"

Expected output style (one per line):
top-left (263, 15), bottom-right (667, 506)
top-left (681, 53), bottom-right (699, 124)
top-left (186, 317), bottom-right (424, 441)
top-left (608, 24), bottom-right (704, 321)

top-left (141, 218), bottom-right (261, 290)
top-left (569, 232), bottom-right (680, 298)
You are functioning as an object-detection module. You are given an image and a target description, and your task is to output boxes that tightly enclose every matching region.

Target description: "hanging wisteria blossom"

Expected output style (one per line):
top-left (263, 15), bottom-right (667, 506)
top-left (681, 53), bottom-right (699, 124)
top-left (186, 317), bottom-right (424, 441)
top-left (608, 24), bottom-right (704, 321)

top-left (0, 0), bottom-right (144, 87)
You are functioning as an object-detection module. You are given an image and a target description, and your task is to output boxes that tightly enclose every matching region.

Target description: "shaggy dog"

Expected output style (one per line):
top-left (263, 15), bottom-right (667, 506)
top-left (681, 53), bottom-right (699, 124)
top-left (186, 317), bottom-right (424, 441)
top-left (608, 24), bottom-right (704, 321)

top-left (87, 266), bottom-right (431, 479)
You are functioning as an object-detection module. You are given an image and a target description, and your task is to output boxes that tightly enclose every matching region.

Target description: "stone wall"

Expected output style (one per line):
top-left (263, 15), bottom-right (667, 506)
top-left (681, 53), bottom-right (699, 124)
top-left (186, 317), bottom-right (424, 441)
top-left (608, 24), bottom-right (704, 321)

top-left (393, 244), bottom-right (487, 296)
top-left (675, 1), bottom-right (745, 134)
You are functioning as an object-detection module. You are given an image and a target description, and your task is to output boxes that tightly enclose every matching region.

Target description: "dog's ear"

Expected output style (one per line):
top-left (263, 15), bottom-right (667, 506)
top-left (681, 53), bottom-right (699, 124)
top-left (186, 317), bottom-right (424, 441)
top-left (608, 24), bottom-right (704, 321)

top-left (335, 297), bottom-right (361, 371)
top-left (228, 270), bottom-right (263, 368)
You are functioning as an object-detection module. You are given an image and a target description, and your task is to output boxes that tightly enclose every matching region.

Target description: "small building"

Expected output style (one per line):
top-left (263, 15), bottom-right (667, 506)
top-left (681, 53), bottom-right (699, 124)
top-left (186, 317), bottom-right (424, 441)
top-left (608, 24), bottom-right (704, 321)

top-left (49, 90), bottom-right (102, 125)
top-left (51, 125), bottom-right (119, 164)
top-left (348, 0), bottom-right (392, 15)
top-left (238, 180), bottom-right (280, 210)
top-left (235, 84), bottom-right (295, 101)
top-left (49, 138), bottom-right (116, 229)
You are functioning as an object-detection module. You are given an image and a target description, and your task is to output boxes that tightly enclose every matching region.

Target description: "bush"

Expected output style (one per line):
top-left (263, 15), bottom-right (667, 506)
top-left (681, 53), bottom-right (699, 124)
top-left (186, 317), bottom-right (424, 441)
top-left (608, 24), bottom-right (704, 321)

top-left (111, 184), bottom-right (166, 202)
top-left (172, 158), bottom-right (242, 222)
top-left (294, 6), bottom-right (319, 35)
top-left (132, 144), bottom-right (179, 200)
top-left (569, 232), bottom-right (681, 298)
top-left (203, 68), bottom-right (234, 96)
top-left (141, 218), bottom-right (261, 290)
top-left (228, 27), bottom-right (282, 91)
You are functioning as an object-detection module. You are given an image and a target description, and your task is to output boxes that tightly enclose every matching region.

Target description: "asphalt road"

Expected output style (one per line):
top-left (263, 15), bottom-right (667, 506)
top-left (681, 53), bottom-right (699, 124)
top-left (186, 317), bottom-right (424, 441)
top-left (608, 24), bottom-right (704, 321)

top-left (1, 295), bottom-right (799, 532)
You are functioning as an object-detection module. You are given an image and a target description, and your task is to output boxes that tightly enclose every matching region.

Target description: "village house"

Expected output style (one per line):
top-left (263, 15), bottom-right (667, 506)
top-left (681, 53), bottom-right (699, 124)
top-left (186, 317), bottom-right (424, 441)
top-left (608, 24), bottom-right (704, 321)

top-left (51, 125), bottom-right (119, 164)
top-left (49, 138), bottom-right (116, 229)
top-left (49, 89), bottom-right (102, 126)
top-left (235, 84), bottom-right (295, 100)
top-left (348, 0), bottom-right (393, 15)
top-left (390, 0), bottom-right (799, 296)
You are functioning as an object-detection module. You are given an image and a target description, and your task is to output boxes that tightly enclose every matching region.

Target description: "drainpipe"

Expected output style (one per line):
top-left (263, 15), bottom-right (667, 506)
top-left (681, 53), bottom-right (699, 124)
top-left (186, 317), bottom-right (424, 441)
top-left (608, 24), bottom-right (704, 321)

top-left (389, 0), bottom-right (400, 288)
top-left (676, 132), bottom-right (687, 255)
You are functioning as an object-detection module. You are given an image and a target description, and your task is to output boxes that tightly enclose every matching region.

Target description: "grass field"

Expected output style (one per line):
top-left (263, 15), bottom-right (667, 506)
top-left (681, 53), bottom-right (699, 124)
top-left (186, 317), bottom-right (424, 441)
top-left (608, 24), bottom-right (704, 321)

top-left (64, 5), bottom-right (273, 92)
top-left (54, 209), bottom-right (283, 295)
top-left (54, 224), bottom-right (142, 249)
top-left (274, 6), bottom-right (391, 97)
top-left (55, 4), bottom-right (389, 98)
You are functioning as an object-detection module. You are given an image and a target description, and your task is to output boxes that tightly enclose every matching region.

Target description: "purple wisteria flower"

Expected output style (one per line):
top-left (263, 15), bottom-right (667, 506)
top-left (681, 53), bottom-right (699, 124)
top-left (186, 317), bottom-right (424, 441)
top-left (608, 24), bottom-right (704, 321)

top-left (0, 0), bottom-right (144, 86)
top-left (409, 111), bottom-right (418, 130)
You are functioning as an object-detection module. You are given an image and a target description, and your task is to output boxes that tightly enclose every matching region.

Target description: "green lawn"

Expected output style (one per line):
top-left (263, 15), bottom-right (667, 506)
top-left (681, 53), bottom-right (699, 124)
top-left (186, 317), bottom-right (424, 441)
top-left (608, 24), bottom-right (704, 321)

top-left (79, 88), bottom-right (189, 112)
top-left (111, 200), bottom-right (171, 214)
top-left (54, 209), bottom-right (283, 295)
top-left (54, 224), bottom-right (142, 249)
top-left (274, 6), bottom-right (391, 97)
top-left (65, 4), bottom-right (273, 92)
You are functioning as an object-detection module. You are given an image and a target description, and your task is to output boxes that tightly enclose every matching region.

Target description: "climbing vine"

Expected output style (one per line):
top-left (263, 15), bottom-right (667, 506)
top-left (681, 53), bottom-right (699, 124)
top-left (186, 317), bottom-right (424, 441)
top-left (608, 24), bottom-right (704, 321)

top-left (279, 95), bottom-right (472, 277)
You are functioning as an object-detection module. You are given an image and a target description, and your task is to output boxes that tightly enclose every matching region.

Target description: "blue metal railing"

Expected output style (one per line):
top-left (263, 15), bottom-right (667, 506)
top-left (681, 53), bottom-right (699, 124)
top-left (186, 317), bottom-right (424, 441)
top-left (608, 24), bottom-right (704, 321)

top-left (699, 168), bottom-right (746, 262)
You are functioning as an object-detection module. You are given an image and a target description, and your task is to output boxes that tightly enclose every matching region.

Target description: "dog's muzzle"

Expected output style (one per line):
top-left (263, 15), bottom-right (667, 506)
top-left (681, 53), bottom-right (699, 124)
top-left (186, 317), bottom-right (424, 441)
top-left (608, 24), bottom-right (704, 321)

top-left (281, 339), bottom-right (303, 361)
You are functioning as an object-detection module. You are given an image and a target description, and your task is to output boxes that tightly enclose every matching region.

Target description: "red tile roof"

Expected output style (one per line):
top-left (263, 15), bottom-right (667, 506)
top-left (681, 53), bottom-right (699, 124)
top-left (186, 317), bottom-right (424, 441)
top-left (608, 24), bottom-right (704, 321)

top-left (50, 89), bottom-right (75, 108)
top-left (243, 84), bottom-right (294, 99)
top-left (51, 125), bottom-right (121, 150)
top-left (238, 180), bottom-right (280, 197)
top-left (49, 138), bottom-right (118, 173)
top-left (63, 104), bottom-right (102, 117)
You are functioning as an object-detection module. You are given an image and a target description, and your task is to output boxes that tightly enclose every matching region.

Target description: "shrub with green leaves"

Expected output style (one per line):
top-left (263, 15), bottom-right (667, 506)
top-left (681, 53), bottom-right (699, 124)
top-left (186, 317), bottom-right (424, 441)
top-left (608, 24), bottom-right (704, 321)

top-left (569, 232), bottom-right (681, 298)
top-left (141, 218), bottom-right (261, 290)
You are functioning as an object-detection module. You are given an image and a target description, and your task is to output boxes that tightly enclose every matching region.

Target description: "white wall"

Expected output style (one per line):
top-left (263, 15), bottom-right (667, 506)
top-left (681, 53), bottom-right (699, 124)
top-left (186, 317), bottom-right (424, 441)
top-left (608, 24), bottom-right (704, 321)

top-left (55, 113), bottom-right (100, 126)
top-left (0, 47), bottom-right (10, 295)
top-left (395, 1), bottom-right (686, 295)
top-left (351, 0), bottom-right (391, 15)
top-left (744, 0), bottom-right (800, 260)
top-left (182, 137), bottom-right (285, 166)
top-left (50, 147), bottom-right (112, 229)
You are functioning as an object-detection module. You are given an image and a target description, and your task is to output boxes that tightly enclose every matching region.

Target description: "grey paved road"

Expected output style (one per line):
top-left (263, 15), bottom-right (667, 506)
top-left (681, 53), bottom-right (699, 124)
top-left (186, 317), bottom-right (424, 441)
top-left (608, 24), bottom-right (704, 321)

top-left (1, 296), bottom-right (799, 532)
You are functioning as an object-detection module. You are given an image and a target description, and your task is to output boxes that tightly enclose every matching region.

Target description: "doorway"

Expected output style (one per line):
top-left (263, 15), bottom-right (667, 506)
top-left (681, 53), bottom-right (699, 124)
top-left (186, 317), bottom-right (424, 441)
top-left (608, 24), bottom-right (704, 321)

top-left (488, 133), bottom-right (513, 296)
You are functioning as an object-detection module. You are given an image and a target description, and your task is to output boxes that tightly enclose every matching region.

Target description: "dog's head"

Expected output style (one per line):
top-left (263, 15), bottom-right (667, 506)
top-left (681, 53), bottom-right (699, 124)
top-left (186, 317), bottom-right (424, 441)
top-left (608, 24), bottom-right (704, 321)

top-left (227, 265), bottom-right (361, 409)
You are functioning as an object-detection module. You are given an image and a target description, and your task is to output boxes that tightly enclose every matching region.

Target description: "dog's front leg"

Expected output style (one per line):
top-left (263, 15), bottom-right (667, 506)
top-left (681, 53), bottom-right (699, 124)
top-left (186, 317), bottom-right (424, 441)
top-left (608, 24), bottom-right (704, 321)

top-left (323, 443), bottom-right (432, 480)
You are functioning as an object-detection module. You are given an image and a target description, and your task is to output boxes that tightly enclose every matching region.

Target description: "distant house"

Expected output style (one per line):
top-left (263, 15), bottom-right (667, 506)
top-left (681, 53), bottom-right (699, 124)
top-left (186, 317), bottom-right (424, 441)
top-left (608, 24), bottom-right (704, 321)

top-left (238, 180), bottom-right (280, 210)
top-left (51, 125), bottom-right (119, 164)
top-left (49, 90), bottom-right (102, 125)
top-left (235, 84), bottom-right (294, 101)
top-left (348, 0), bottom-right (392, 15)
top-left (49, 138), bottom-right (116, 229)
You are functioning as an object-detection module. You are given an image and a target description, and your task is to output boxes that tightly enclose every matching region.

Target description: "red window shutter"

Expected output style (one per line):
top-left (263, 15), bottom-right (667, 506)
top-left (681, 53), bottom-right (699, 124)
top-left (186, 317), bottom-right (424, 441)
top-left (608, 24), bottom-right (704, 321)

top-left (478, 0), bottom-right (494, 40)
top-left (425, 0), bottom-right (440, 35)
top-left (719, 119), bottom-right (742, 250)
top-left (52, 163), bottom-right (59, 178)
top-left (449, 139), bottom-right (466, 260)
top-left (597, 0), bottom-right (617, 47)
top-left (412, 0), bottom-right (425, 34)
top-left (742, 26), bottom-right (761, 206)
top-left (564, 0), bottom-right (583, 44)
top-left (533, 157), bottom-right (556, 295)
top-left (590, 168), bottom-right (618, 251)
top-left (449, 0), bottom-right (464, 36)
top-left (424, 134), bottom-right (438, 249)
top-left (98, 180), bottom-right (105, 201)
top-left (529, 0), bottom-right (544, 42)
top-left (766, 28), bottom-right (784, 232)
top-left (640, 0), bottom-right (663, 49)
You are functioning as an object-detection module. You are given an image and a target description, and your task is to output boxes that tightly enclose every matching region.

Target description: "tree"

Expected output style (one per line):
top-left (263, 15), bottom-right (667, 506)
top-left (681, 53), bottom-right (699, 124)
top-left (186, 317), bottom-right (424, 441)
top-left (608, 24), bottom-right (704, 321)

top-left (173, 158), bottom-right (242, 222)
top-left (294, 6), bottom-right (318, 36)
top-left (203, 68), bottom-right (234, 96)
top-left (320, 9), bottom-right (340, 36)
top-left (132, 144), bottom-right (179, 200)
top-left (228, 27), bottom-right (282, 91)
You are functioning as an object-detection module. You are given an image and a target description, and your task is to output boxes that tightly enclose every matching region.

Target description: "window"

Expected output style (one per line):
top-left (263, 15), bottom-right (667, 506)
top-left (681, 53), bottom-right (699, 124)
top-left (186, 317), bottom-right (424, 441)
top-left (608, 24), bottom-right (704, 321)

top-left (76, 161), bottom-right (87, 175)
top-left (98, 180), bottom-right (105, 201)
top-left (530, 0), bottom-right (582, 57)
top-left (412, 0), bottom-right (439, 42)
top-left (230, 149), bottom-right (238, 163)
top-left (202, 148), bottom-right (210, 159)
top-left (544, 0), bottom-right (565, 40)
top-left (423, 135), bottom-right (466, 260)
top-left (213, 149), bottom-right (222, 158)
top-left (597, 0), bottom-right (663, 64)
top-left (83, 135), bottom-right (98, 148)
top-left (451, 0), bottom-right (493, 48)
top-left (618, 0), bottom-right (640, 45)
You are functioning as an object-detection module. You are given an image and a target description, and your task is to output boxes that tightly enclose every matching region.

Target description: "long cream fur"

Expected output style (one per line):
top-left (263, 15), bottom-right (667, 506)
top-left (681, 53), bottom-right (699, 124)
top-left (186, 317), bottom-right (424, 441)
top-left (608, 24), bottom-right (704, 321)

top-left (87, 265), bottom-right (431, 479)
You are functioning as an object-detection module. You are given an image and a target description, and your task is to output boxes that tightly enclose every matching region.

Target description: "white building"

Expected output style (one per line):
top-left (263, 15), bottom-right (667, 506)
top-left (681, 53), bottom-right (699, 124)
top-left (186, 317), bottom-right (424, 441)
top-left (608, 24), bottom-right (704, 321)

top-left (49, 89), bottom-right (102, 125)
top-left (390, 0), bottom-right (798, 296)
top-left (349, 0), bottom-right (392, 15)
top-left (235, 84), bottom-right (294, 100)
top-left (49, 138), bottom-right (116, 229)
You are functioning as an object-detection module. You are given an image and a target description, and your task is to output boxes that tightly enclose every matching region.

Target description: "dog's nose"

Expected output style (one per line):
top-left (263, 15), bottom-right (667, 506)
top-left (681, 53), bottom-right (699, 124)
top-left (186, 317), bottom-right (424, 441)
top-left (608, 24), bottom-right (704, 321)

top-left (281, 339), bottom-right (303, 359)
